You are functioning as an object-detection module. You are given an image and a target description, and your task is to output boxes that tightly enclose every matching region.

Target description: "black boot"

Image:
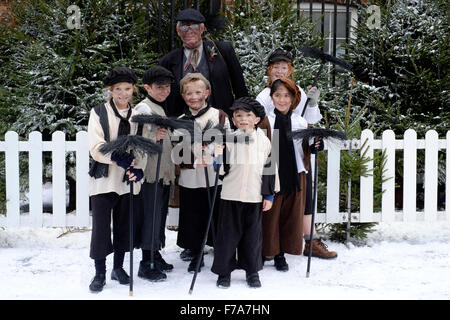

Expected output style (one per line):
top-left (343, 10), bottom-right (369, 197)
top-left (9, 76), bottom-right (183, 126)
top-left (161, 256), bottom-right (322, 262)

top-left (188, 253), bottom-right (204, 273)
top-left (154, 251), bottom-right (174, 272)
top-left (180, 248), bottom-right (195, 261)
top-left (274, 253), bottom-right (289, 272)
top-left (138, 260), bottom-right (167, 282)
top-left (246, 272), bottom-right (261, 288)
top-left (89, 274), bottom-right (106, 293)
top-left (216, 274), bottom-right (231, 289)
top-left (111, 267), bottom-right (130, 285)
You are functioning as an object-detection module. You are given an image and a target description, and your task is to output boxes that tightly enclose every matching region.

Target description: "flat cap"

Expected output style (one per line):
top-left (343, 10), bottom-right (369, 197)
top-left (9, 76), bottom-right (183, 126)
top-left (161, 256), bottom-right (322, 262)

top-left (230, 97), bottom-right (266, 119)
top-left (267, 48), bottom-right (293, 66)
top-left (176, 8), bottom-right (205, 23)
top-left (103, 66), bottom-right (137, 86)
top-left (143, 66), bottom-right (174, 85)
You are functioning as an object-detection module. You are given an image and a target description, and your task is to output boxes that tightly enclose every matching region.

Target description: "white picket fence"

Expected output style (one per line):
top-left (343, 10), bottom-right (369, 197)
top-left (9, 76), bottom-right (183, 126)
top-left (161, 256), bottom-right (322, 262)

top-left (0, 129), bottom-right (448, 227)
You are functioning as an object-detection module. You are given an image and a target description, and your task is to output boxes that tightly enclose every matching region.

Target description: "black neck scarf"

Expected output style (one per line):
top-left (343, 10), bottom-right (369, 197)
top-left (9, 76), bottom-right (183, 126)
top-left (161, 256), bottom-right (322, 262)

top-left (274, 108), bottom-right (300, 195)
top-left (182, 104), bottom-right (211, 120)
top-left (147, 94), bottom-right (167, 111)
top-left (110, 98), bottom-right (131, 137)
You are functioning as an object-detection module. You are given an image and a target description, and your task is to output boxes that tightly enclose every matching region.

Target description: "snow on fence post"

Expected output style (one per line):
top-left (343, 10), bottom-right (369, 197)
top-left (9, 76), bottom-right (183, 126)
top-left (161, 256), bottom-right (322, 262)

top-left (360, 129), bottom-right (373, 222)
top-left (75, 131), bottom-right (90, 227)
top-left (326, 142), bottom-right (341, 223)
top-left (52, 131), bottom-right (66, 226)
top-left (5, 131), bottom-right (20, 227)
top-left (381, 130), bottom-right (396, 222)
top-left (403, 129), bottom-right (417, 222)
top-left (29, 131), bottom-right (43, 227)
top-left (424, 130), bottom-right (439, 222)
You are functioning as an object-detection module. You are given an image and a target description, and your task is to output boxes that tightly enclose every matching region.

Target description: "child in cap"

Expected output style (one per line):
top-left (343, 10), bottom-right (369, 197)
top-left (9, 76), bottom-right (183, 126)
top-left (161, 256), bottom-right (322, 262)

top-left (211, 97), bottom-right (276, 289)
top-left (134, 66), bottom-right (176, 282)
top-left (171, 72), bottom-right (230, 273)
top-left (256, 48), bottom-right (336, 260)
top-left (88, 66), bottom-right (146, 292)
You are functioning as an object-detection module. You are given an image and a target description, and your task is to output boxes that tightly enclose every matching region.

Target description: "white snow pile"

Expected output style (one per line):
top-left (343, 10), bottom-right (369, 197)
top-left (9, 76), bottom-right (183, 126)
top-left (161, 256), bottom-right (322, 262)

top-left (1, 221), bottom-right (449, 300)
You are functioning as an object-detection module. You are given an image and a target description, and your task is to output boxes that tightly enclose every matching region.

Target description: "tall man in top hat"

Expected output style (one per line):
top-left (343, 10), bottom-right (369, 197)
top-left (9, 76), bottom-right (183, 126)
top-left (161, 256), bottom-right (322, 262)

top-left (159, 8), bottom-right (248, 118)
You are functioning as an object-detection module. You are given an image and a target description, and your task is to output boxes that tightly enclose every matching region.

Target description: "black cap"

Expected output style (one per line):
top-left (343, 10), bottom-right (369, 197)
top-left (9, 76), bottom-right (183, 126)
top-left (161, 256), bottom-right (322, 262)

top-left (103, 67), bottom-right (137, 86)
top-left (176, 8), bottom-right (206, 23)
top-left (143, 66), bottom-right (174, 85)
top-left (267, 48), bottom-right (293, 66)
top-left (230, 97), bottom-right (266, 119)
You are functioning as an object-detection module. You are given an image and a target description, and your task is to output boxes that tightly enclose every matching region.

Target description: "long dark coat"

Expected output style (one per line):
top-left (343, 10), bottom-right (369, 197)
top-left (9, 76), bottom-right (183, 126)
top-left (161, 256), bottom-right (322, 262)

top-left (158, 38), bottom-right (248, 117)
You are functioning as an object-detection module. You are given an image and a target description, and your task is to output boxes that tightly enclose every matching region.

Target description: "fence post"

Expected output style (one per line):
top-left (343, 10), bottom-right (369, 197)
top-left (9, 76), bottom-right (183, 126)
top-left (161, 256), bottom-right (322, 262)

top-left (76, 131), bottom-right (90, 227)
top-left (447, 131), bottom-right (450, 221)
top-left (424, 130), bottom-right (439, 222)
top-left (52, 131), bottom-right (66, 226)
top-left (403, 129), bottom-right (417, 221)
top-left (360, 129), bottom-right (373, 222)
top-left (29, 131), bottom-right (43, 227)
top-left (381, 130), bottom-right (395, 222)
top-left (5, 131), bottom-right (20, 227)
top-left (326, 142), bottom-right (341, 223)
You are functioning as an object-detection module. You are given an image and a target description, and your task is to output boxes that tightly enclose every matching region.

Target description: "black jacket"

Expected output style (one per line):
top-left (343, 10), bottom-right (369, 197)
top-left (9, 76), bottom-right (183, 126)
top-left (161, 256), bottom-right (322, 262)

top-left (159, 38), bottom-right (248, 117)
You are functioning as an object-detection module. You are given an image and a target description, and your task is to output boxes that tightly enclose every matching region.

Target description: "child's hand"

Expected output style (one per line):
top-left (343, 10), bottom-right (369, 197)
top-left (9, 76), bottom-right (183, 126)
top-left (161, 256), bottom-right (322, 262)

top-left (195, 156), bottom-right (208, 168)
top-left (262, 199), bottom-right (273, 212)
top-left (214, 144), bottom-right (224, 157)
top-left (156, 128), bottom-right (168, 142)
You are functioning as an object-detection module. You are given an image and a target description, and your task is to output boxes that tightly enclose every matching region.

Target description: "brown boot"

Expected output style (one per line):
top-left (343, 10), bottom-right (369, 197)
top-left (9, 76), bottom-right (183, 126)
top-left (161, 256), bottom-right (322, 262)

top-left (303, 238), bottom-right (337, 259)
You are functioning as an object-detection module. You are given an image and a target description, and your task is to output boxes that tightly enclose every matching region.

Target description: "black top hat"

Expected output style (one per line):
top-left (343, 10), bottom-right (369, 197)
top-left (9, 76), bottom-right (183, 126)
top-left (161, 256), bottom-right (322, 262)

top-left (230, 97), bottom-right (266, 119)
top-left (143, 66), bottom-right (174, 85)
top-left (267, 48), bottom-right (293, 66)
top-left (176, 8), bottom-right (206, 23)
top-left (103, 67), bottom-right (137, 86)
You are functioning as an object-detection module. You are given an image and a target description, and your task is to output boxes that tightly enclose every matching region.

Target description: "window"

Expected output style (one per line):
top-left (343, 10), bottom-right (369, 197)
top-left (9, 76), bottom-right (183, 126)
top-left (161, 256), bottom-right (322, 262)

top-left (298, 2), bottom-right (358, 58)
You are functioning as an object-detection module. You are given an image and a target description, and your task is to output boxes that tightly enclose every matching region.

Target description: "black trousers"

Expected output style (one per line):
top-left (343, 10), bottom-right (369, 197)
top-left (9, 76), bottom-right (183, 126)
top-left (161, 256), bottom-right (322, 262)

top-left (211, 199), bottom-right (263, 276)
top-left (139, 181), bottom-right (170, 250)
top-left (89, 192), bottom-right (141, 260)
top-left (177, 186), bottom-right (220, 252)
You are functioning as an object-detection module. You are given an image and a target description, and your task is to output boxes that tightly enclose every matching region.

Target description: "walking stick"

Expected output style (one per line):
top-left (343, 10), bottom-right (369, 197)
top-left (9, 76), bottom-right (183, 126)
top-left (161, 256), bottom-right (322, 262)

top-left (189, 161), bottom-right (222, 294)
top-left (306, 148), bottom-right (318, 278)
top-left (203, 155), bottom-right (216, 246)
top-left (129, 178), bottom-right (134, 295)
top-left (99, 135), bottom-right (162, 295)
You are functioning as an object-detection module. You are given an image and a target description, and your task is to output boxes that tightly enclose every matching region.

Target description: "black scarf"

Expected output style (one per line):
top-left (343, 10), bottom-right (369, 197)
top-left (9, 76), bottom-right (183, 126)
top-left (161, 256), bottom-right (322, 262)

top-left (147, 94), bottom-right (167, 111)
top-left (274, 109), bottom-right (300, 195)
top-left (182, 105), bottom-right (211, 120)
top-left (110, 98), bottom-right (131, 137)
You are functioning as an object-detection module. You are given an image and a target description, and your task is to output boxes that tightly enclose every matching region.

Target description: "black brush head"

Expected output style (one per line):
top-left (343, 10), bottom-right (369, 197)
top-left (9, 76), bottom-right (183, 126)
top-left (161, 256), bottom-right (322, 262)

top-left (99, 135), bottom-right (162, 157)
top-left (289, 128), bottom-right (347, 143)
top-left (298, 45), bottom-right (352, 71)
top-left (131, 114), bottom-right (196, 135)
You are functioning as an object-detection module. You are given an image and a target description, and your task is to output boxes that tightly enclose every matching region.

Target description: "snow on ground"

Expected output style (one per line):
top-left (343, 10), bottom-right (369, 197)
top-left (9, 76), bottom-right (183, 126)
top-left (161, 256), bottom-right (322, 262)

top-left (0, 221), bottom-right (449, 300)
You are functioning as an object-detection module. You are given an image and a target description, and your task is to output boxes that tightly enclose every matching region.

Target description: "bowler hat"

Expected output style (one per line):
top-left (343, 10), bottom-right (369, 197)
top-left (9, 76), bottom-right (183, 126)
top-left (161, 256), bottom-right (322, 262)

top-left (176, 8), bottom-right (205, 23)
